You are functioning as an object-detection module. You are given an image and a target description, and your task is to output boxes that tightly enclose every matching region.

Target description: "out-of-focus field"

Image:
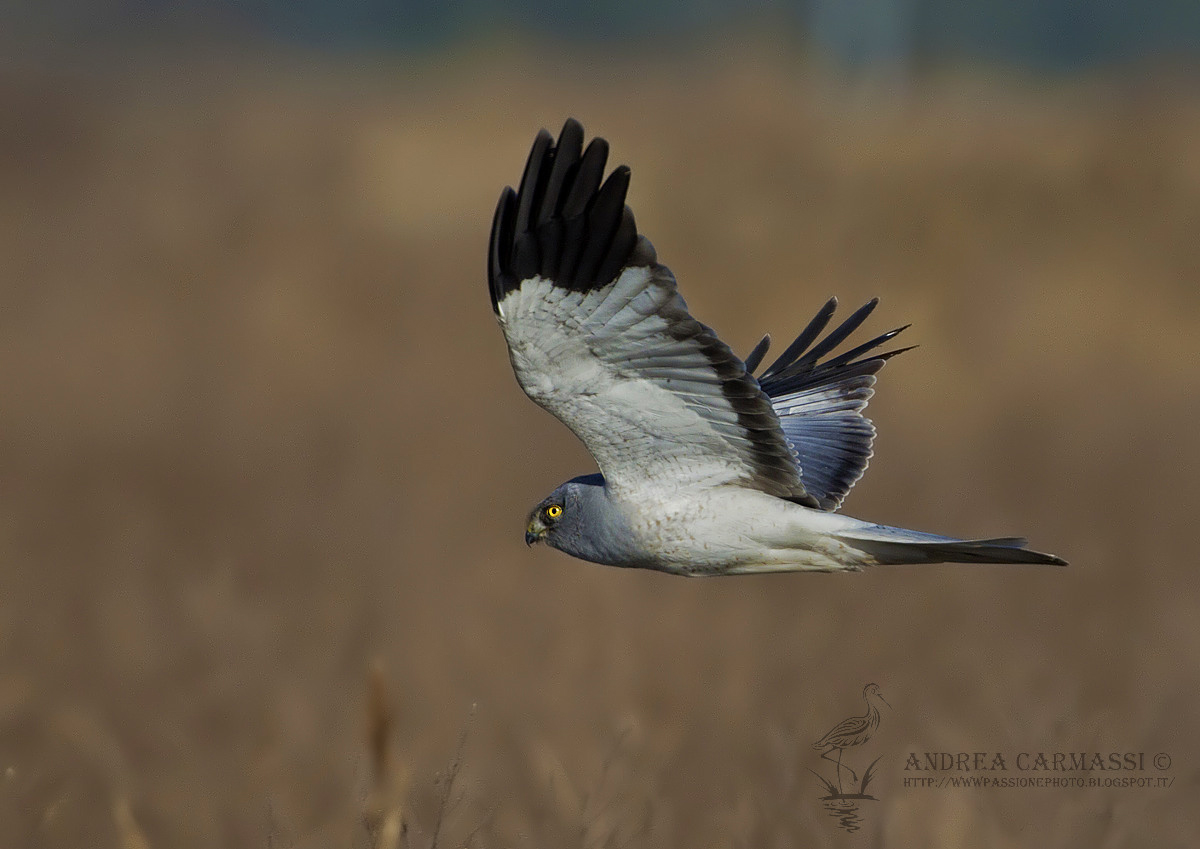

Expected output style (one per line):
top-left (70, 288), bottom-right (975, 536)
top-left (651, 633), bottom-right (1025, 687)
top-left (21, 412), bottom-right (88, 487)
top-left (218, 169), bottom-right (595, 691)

top-left (1, 49), bottom-right (1198, 848)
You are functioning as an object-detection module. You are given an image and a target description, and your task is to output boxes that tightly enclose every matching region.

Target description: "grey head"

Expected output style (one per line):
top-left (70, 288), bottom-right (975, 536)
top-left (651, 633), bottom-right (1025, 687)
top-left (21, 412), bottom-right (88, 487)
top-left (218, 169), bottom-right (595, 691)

top-left (524, 474), bottom-right (643, 568)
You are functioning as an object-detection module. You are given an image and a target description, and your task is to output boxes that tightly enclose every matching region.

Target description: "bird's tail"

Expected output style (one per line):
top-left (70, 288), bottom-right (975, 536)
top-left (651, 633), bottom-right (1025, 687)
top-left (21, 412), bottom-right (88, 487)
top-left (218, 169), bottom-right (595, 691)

top-left (835, 523), bottom-right (1067, 566)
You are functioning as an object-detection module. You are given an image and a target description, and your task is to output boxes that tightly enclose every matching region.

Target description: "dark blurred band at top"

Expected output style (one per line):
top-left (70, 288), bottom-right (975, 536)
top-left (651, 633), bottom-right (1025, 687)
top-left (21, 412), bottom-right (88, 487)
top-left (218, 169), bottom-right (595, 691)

top-left (4, 0), bottom-right (1200, 71)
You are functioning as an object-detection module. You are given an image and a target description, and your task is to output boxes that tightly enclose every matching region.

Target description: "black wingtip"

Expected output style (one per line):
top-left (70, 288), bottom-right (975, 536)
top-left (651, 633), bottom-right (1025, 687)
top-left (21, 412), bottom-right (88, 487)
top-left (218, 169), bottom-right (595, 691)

top-left (876, 343), bottom-right (917, 361)
top-left (514, 130), bottom-right (553, 233)
top-left (761, 297), bottom-right (838, 378)
top-left (593, 204), bottom-right (639, 289)
top-left (488, 186), bottom-right (517, 313)
top-left (756, 298), bottom-right (916, 403)
top-left (489, 120), bottom-right (653, 310)
top-left (822, 325), bottom-right (914, 370)
top-left (743, 333), bottom-right (772, 374)
top-left (536, 119), bottom-right (584, 230)
top-left (576, 165), bottom-right (632, 288)
top-left (800, 298), bottom-right (881, 365)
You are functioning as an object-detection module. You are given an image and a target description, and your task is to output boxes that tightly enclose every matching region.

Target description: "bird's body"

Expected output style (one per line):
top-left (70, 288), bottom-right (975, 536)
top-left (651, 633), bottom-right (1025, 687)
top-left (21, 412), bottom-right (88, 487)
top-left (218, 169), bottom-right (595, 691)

top-left (627, 487), bottom-right (857, 575)
top-left (541, 478), bottom-right (871, 574)
top-left (492, 119), bottom-right (1066, 575)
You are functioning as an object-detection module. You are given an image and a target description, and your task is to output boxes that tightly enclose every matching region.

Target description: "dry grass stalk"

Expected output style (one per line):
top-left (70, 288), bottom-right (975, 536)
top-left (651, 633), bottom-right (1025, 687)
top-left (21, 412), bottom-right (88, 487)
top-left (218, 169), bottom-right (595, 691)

top-left (364, 660), bottom-right (408, 849)
top-left (113, 796), bottom-right (151, 849)
top-left (429, 705), bottom-right (474, 849)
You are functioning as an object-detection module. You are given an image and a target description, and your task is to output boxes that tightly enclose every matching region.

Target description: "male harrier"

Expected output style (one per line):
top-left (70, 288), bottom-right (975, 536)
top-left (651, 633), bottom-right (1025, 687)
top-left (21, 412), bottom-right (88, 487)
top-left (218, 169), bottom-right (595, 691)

top-left (488, 119), bottom-right (1065, 575)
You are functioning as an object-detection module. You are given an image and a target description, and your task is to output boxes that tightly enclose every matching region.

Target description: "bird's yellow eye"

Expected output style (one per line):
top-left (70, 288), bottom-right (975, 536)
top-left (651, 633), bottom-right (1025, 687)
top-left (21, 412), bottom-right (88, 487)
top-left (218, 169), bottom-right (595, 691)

top-left (546, 504), bottom-right (563, 519)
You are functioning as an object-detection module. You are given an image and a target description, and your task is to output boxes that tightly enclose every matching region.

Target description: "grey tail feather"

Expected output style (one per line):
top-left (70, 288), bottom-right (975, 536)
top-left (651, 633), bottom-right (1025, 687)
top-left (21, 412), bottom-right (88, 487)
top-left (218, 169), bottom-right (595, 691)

top-left (838, 525), bottom-right (1067, 566)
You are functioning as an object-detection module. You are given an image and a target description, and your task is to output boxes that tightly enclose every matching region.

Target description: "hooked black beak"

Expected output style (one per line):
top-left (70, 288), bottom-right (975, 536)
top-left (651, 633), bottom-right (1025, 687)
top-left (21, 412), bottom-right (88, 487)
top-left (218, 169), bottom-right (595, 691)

top-left (525, 511), bottom-right (549, 546)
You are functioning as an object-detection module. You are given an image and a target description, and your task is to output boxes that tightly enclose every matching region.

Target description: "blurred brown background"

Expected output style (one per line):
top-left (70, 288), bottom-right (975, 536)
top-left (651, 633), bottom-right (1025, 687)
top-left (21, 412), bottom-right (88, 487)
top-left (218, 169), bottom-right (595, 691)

top-left (1, 39), bottom-right (1199, 848)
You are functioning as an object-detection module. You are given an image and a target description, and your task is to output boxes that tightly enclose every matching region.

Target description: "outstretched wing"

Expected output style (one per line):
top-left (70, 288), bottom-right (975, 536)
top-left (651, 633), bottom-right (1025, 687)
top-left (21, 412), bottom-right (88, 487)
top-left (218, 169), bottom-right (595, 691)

top-left (489, 119), bottom-right (814, 504)
top-left (747, 298), bottom-right (913, 511)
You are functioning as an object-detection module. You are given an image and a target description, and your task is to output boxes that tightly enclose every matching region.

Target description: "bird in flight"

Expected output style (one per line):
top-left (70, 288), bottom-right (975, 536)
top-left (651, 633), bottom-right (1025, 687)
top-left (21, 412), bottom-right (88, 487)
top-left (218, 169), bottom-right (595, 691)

top-left (488, 119), bottom-right (1065, 575)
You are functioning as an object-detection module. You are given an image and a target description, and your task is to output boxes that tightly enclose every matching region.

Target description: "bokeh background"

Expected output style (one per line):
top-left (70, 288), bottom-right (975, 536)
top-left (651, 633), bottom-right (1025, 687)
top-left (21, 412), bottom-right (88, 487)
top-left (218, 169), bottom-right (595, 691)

top-left (2, 3), bottom-right (1199, 847)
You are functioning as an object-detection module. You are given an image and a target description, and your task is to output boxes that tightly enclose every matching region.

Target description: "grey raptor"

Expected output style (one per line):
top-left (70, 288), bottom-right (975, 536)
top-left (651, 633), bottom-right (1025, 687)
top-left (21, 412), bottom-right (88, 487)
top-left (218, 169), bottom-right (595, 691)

top-left (488, 119), bottom-right (1065, 575)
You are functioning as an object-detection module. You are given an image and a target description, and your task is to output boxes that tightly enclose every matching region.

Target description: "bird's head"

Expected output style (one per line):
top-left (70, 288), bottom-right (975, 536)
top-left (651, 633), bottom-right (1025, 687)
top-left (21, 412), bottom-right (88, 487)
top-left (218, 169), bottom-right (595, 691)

top-left (524, 474), bottom-right (603, 549)
top-left (863, 683), bottom-right (891, 708)
top-left (525, 492), bottom-right (567, 547)
top-left (523, 473), bottom-right (636, 567)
